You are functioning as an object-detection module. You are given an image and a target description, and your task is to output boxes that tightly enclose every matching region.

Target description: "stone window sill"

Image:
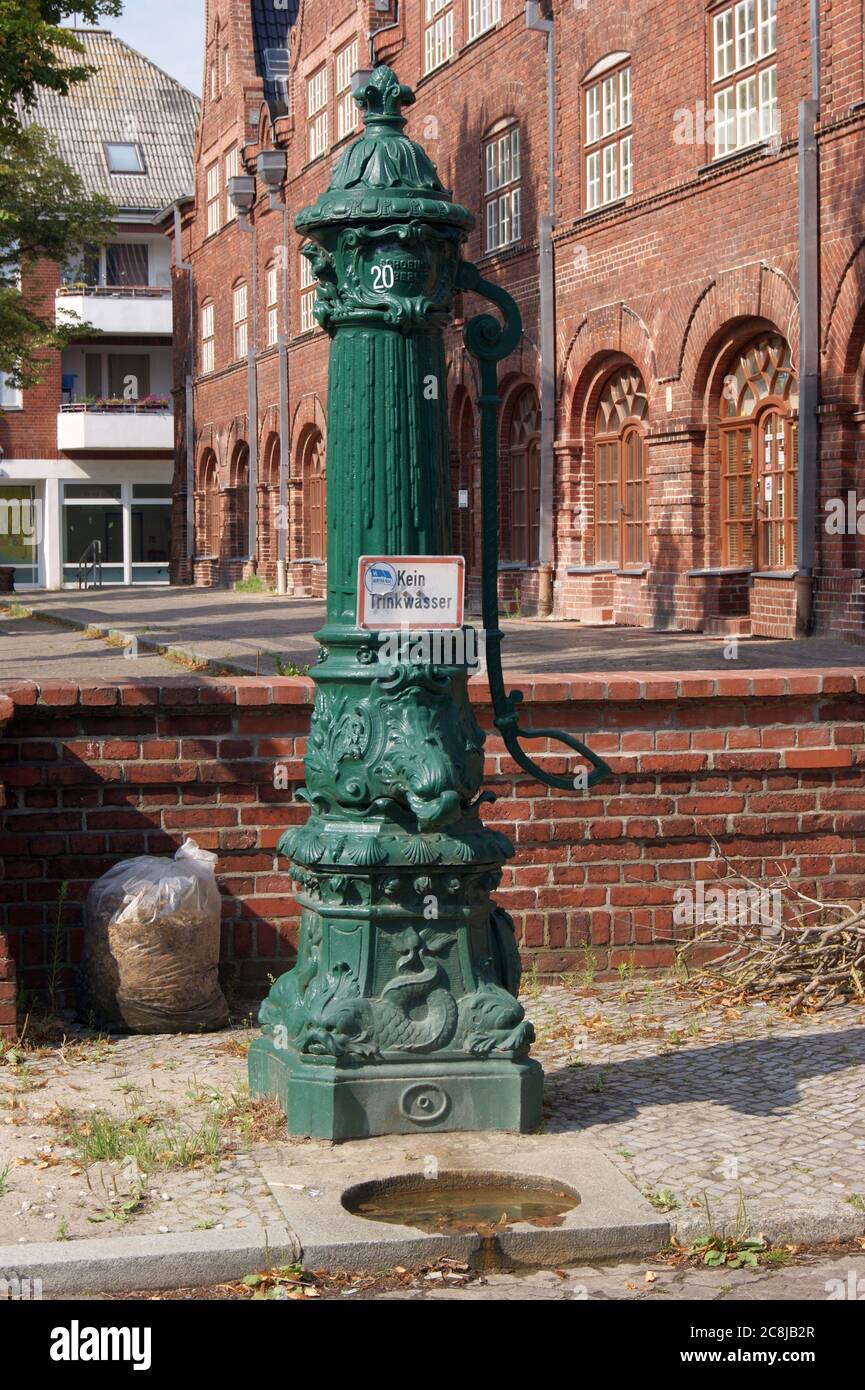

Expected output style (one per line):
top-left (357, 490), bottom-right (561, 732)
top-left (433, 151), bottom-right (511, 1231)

top-left (697, 140), bottom-right (775, 177)
top-left (686, 566), bottom-right (751, 577)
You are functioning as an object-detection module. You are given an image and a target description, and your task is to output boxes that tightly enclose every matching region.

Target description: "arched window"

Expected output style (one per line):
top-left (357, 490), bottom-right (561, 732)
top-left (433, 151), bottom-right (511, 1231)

top-left (228, 441), bottom-right (249, 558)
top-left (258, 434), bottom-right (280, 568)
top-left (583, 54), bottom-right (632, 211)
top-left (233, 282), bottom-right (248, 359)
top-left (720, 334), bottom-right (798, 569)
top-left (594, 366), bottom-right (648, 567)
top-left (483, 120), bottom-right (521, 253)
top-left (196, 450), bottom-right (220, 557)
top-left (301, 429), bottom-right (326, 560)
top-left (504, 387), bottom-right (541, 566)
top-left (201, 301), bottom-right (215, 374)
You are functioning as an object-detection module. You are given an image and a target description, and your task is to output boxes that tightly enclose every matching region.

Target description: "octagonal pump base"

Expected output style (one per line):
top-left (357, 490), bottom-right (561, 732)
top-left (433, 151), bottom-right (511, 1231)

top-left (248, 1037), bottom-right (544, 1141)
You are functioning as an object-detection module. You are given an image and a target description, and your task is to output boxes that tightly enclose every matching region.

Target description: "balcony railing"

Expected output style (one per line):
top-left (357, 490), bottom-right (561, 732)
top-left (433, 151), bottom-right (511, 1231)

top-left (61, 396), bottom-right (172, 411)
top-left (57, 284), bottom-right (172, 298)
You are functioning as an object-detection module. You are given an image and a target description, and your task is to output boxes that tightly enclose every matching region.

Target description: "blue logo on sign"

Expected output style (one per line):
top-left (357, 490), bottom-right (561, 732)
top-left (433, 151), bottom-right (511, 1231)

top-left (364, 562), bottom-right (397, 595)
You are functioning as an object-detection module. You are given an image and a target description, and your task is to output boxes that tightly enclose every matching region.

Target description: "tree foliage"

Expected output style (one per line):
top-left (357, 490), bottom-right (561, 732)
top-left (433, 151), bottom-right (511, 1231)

top-left (0, 125), bottom-right (115, 386)
top-left (0, 1), bottom-right (122, 134)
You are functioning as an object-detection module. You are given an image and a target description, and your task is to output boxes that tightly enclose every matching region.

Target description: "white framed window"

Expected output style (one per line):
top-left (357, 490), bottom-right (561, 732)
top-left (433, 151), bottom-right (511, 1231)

top-left (209, 62), bottom-right (218, 101)
top-left (586, 151), bottom-right (600, 211)
top-left (619, 135), bottom-right (632, 196)
top-left (483, 125), bottom-right (521, 252)
top-left (299, 249), bottom-right (316, 333)
top-left (201, 303), bottom-right (215, 375)
top-left (206, 161), bottom-right (220, 237)
top-left (223, 46), bottom-right (230, 89)
top-left (619, 66), bottom-right (631, 127)
top-left (736, 75), bottom-right (757, 147)
top-left (586, 84), bottom-right (600, 144)
top-left (584, 62), bottom-right (632, 210)
top-left (711, 1), bottom-right (777, 158)
top-left (602, 143), bottom-right (617, 204)
top-left (735, 0), bottom-right (756, 69)
top-left (224, 147), bottom-right (238, 221)
top-left (0, 372), bottom-right (22, 409)
top-left (758, 0), bottom-right (776, 57)
top-left (266, 263), bottom-right (279, 346)
top-left (758, 64), bottom-right (777, 138)
top-left (468, 0), bottom-right (501, 43)
top-left (602, 75), bottom-right (617, 136)
top-left (336, 40), bottom-right (358, 142)
top-left (713, 9), bottom-right (734, 80)
top-left (424, 0), bottom-right (454, 74)
top-left (233, 282), bottom-right (248, 359)
top-left (307, 66), bottom-right (328, 162)
top-left (714, 86), bottom-right (735, 156)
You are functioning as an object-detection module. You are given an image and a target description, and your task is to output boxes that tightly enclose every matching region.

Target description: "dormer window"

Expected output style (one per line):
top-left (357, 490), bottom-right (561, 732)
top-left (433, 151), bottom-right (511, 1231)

top-left (104, 142), bottom-right (145, 175)
top-left (265, 49), bottom-right (290, 82)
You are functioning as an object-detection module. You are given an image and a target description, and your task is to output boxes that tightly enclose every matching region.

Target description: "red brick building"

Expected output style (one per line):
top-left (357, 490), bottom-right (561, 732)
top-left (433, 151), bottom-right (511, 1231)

top-left (0, 30), bottom-right (198, 591)
top-left (170, 0), bottom-right (865, 642)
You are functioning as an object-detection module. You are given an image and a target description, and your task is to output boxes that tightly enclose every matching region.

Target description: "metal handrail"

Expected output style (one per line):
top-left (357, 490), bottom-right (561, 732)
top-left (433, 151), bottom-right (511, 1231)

top-left (56, 284), bottom-right (171, 298)
top-left (60, 400), bottom-right (172, 413)
top-left (77, 539), bottom-right (103, 591)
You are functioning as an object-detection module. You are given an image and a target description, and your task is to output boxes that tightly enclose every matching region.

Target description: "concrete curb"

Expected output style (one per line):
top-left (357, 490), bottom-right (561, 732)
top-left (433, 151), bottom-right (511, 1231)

top-left (0, 1224), bottom-right (300, 1296)
top-left (672, 1201), bottom-right (865, 1249)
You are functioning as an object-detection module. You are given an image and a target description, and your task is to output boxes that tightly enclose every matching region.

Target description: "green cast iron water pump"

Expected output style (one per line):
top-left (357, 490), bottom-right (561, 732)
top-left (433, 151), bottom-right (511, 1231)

top-left (248, 66), bottom-right (610, 1139)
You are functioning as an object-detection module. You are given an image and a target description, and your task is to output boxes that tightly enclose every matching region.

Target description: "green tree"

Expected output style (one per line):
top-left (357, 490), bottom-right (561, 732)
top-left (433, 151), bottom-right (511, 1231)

top-left (0, 2), bottom-right (123, 390)
top-left (0, 1), bottom-right (122, 133)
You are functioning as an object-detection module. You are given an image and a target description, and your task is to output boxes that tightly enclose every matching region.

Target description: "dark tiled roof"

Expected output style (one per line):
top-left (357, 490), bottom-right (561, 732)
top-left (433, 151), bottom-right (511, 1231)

top-left (22, 29), bottom-right (199, 214)
top-left (251, 0), bottom-right (299, 118)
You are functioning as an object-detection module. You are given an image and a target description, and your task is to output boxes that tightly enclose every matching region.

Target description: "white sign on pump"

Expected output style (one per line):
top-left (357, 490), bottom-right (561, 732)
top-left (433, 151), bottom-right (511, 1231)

top-left (357, 555), bottom-right (465, 630)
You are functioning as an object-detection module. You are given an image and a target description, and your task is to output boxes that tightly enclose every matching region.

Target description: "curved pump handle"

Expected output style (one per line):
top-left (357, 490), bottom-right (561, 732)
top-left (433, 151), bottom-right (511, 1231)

top-left (457, 260), bottom-right (612, 793)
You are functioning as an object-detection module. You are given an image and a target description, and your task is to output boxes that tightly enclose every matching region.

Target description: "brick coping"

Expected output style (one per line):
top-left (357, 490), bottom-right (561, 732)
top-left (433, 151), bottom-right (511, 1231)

top-left (0, 668), bottom-right (863, 710)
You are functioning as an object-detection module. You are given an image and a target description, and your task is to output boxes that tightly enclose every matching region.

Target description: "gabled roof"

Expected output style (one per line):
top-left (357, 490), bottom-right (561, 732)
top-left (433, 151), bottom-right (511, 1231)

top-left (251, 0), bottom-right (299, 118)
top-left (21, 29), bottom-right (199, 215)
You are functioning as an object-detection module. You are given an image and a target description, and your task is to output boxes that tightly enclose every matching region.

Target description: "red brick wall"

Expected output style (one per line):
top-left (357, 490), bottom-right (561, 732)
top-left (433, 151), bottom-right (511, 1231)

top-left (0, 261), bottom-right (62, 466)
top-left (0, 672), bottom-right (863, 1019)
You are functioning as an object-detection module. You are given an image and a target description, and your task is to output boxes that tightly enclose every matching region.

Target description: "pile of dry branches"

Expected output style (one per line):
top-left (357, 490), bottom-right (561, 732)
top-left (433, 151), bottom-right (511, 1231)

top-left (682, 858), bottom-right (865, 1013)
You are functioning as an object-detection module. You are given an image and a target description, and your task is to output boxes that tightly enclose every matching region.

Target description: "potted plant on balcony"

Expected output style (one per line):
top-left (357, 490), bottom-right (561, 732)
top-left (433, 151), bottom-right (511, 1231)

top-left (95, 396), bottom-right (128, 412)
top-left (136, 394), bottom-right (170, 412)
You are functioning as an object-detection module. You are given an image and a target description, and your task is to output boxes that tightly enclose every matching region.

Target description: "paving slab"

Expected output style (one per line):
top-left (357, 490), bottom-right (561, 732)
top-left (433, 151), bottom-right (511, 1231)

top-left (260, 1131), bottom-right (668, 1271)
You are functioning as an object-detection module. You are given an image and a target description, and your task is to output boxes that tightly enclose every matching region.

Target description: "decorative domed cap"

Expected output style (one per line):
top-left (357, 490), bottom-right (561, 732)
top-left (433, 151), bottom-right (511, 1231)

top-left (295, 64), bottom-right (473, 239)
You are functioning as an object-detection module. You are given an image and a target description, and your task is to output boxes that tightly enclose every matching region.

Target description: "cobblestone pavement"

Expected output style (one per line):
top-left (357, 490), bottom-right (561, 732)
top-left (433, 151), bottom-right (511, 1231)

top-left (531, 982), bottom-right (865, 1241)
top-left (2, 981), bottom-right (863, 1250)
top-left (0, 1029), bottom-right (288, 1242)
top-left (361, 1252), bottom-right (865, 1301)
top-left (10, 587), bottom-right (864, 675)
